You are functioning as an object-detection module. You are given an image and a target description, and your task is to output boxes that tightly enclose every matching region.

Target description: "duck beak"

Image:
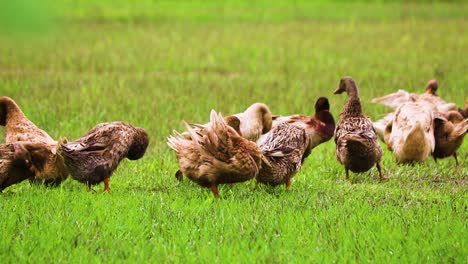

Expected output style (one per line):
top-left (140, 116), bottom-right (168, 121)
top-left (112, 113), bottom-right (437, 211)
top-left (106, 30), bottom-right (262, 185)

top-left (333, 88), bottom-right (340, 94)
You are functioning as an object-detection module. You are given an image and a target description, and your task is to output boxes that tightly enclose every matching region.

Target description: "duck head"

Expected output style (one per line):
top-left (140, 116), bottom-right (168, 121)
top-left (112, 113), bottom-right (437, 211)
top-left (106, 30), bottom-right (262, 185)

top-left (334, 76), bottom-right (357, 95)
top-left (425, 79), bottom-right (438, 95)
top-left (127, 128), bottom-right (149, 160)
top-left (313, 97), bottom-right (335, 135)
top-left (315, 97), bottom-right (330, 112)
top-left (245, 103), bottom-right (272, 134)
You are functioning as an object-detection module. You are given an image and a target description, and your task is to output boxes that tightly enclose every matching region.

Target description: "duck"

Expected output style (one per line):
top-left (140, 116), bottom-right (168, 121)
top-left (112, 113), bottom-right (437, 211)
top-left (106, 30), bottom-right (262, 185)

top-left (58, 122), bottom-right (149, 192)
top-left (384, 101), bottom-right (436, 163)
top-left (334, 77), bottom-right (386, 180)
top-left (260, 97), bottom-right (335, 159)
top-left (0, 96), bottom-right (68, 185)
top-left (231, 102), bottom-right (272, 142)
top-left (256, 122), bottom-right (309, 190)
top-left (371, 79), bottom-right (458, 113)
top-left (176, 103), bottom-right (272, 181)
top-left (0, 142), bottom-right (54, 191)
top-left (433, 113), bottom-right (468, 165)
top-left (168, 110), bottom-right (266, 198)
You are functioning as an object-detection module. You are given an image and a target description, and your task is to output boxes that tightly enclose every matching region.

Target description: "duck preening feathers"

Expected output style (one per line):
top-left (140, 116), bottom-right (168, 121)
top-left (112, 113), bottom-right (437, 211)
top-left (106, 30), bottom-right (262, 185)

top-left (0, 96), bottom-right (68, 185)
top-left (256, 122), bottom-right (309, 190)
top-left (58, 122), bottom-right (149, 192)
top-left (232, 102), bottom-right (272, 142)
top-left (168, 110), bottom-right (265, 198)
top-left (263, 97), bottom-right (335, 158)
top-left (176, 102), bottom-right (272, 181)
top-left (334, 77), bottom-right (386, 180)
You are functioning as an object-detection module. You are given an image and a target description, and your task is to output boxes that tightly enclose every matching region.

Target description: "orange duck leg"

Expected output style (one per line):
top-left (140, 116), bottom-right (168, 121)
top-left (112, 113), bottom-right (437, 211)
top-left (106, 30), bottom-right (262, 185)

top-left (210, 184), bottom-right (219, 199)
top-left (103, 177), bottom-right (110, 192)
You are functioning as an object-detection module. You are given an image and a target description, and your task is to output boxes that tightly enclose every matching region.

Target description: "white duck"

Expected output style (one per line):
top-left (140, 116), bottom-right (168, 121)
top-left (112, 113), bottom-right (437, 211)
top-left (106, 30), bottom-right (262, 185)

top-left (384, 101), bottom-right (437, 163)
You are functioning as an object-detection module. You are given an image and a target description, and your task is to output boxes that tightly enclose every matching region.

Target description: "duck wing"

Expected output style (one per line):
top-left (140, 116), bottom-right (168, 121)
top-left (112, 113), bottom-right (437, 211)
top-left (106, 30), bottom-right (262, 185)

top-left (371, 90), bottom-right (419, 109)
top-left (260, 122), bottom-right (309, 161)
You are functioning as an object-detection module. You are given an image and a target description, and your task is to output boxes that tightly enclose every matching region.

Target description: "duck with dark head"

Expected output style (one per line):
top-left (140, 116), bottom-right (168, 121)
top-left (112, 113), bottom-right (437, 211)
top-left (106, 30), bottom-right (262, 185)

top-left (265, 97), bottom-right (335, 160)
top-left (58, 122), bottom-right (149, 192)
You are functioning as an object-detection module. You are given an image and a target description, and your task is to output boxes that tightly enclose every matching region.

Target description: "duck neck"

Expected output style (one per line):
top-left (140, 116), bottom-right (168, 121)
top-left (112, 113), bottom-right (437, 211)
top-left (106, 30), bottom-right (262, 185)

top-left (0, 99), bottom-right (27, 126)
top-left (315, 111), bottom-right (335, 136)
top-left (343, 88), bottom-right (362, 116)
top-left (0, 100), bottom-right (24, 126)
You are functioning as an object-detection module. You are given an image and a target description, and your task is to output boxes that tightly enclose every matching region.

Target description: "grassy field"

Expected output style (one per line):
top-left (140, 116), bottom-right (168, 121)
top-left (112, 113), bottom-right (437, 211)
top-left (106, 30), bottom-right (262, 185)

top-left (0, 1), bottom-right (467, 262)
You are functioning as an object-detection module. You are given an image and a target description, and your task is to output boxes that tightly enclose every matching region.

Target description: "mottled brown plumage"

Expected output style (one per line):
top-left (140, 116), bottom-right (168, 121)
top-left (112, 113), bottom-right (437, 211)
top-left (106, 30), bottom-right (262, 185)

top-left (263, 97), bottom-right (335, 158)
top-left (433, 114), bottom-right (468, 165)
top-left (0, 142), bottom-right (55, 191)
top-left (334, 77), bottom-right (385, 180)
top-left (58, 122), bottom-right (149, 192)
top-left (168, 110), bottom-right (264, 198)
top-left (0, 96), bottom-right (68, 185)
top-left (177, 103), bottom-right (272, 181)
top-left (257, 122), bottom-right (309, 190)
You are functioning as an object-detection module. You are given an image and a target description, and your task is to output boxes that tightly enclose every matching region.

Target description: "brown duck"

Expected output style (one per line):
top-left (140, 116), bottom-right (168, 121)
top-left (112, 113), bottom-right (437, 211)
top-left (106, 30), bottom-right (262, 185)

top-left (0, 96), bottom-right (68, 185)
top-left (262, 97), bottom-right (335, 158)
top-left (58, 122), bottom-right (149, 192)
top-left (256, 122), bottom-right (309, 190)
top-left (433, 113), bottom-right (468, 165)
top-left (168, 110), bottom-right (265, 198)
top-left (334, 77), bottom-right (386, 180)
top-left (176, 102), bottom-right (272, 181)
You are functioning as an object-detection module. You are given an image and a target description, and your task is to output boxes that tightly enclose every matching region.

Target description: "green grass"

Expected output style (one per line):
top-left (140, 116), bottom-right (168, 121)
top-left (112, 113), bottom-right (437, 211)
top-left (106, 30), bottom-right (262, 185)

top-left (0, 1), bottom-right (467, 262)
